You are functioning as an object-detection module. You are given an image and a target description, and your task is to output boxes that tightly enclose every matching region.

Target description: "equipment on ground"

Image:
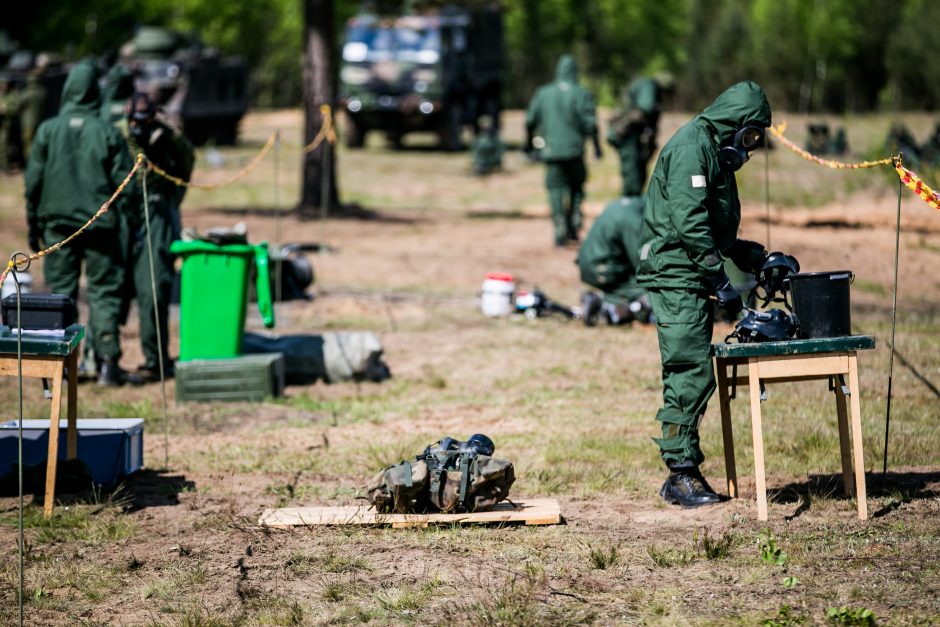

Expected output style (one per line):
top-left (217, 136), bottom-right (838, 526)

top-left (339, 5), bottom-right (503, 150)
top-left (727, 308), bottom-right (799, 343)
top-left (514, 288), bottom-right (576, 320)
top-left (367, 434), bottom-right (514, 514)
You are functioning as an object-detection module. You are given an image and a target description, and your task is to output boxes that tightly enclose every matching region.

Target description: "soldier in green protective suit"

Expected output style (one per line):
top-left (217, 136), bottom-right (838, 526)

top-left (24, 60), bottom-right (141, 386)
top-left (101, 63), bottom-right (136, 127)
top-left (607, 76), bottom-right (667, 197)
top-left (525, 55), bottom-right (601, 247)
top-left (637, 80), bottom-right (771, 507)
top-left (124, 92), bottom-right (194, 382)
top-left (19, 70), bottom-right (47, 161)
top-left (577, 196), bottom-right (652, 326)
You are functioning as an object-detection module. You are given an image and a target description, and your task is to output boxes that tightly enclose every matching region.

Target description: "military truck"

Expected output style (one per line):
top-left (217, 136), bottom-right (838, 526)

top-left (124, 26), bottom-right (249, 146)
top-left (338, 5), bottom-right (503, 150)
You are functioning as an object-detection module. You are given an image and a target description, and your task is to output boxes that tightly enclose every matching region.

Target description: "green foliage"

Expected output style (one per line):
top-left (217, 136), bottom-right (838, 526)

top-left (758, 530), bottom-right (787, 566)
top-left (699, 529), bottom-right (738, 560)
top-left (782, 575), bottom-right (800, 588)
top-left (585, 542), bottom-right (620, 570)
top-left (764, 605), bottom-right (805, 626)
top-left (826, 606), bottom-right (876, 626)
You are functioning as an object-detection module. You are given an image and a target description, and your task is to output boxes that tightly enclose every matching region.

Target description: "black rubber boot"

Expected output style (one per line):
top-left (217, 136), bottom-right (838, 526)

top-left (97, 357), bottom-right (141, 387)
top-left (581, 292), bottom-right (602, 327)
top-left (660, 465), bottom-right (723, 508)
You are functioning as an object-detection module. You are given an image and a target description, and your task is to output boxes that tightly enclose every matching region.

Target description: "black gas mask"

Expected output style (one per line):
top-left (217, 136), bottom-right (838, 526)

top-left (126, 92), bottom-right (157, 145)
top-left (719, 125), bottom-right (764, 171)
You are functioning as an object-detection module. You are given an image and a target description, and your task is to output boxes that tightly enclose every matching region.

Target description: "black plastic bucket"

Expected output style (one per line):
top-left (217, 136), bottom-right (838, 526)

top-left (786, 270), bottom-right (854, 338)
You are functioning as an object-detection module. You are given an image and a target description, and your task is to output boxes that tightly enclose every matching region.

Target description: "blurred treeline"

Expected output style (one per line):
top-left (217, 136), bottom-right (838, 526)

top-left (5, 0), bottom-right (939, 111)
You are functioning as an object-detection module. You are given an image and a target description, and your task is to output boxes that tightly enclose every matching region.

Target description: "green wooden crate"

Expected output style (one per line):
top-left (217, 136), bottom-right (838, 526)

top-left (176, 353), bottom-right (285, 403)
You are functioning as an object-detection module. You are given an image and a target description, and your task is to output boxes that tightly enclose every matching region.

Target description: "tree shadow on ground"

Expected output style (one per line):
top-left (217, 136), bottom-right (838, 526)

top-left (121, 469), bottom-right (196, 511)
top-left (769, 470), bottom-right (940, 520)
top-left (203, 203), bottom-right (420, 224)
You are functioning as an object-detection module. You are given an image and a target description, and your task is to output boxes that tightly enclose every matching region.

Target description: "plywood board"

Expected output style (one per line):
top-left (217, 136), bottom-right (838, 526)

top-left (259, 498), bottom-right (561, 528)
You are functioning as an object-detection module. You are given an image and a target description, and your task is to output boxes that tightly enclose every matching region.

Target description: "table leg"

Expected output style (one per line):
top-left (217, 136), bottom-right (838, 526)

top-left (748, 358), bottom-right (768, 521)
top-left (848, 354), bottom-right (868, 520)
top-left (67, 351), bottom-right (78, 459)
top-left (44, 359), bottom-right (65, 518)
top-left (834, 382), bottom-right (854, 498)
top-left (715, 358), bottom-right (737, 498)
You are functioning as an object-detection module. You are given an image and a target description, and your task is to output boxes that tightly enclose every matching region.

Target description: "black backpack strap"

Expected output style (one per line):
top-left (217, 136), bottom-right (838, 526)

top-left (458, 453), bottom-right (473, 509)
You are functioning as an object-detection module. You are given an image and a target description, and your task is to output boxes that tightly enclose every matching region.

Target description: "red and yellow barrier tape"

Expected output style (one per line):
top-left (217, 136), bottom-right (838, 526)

top-left (896, 162), bottom-right (940, 211)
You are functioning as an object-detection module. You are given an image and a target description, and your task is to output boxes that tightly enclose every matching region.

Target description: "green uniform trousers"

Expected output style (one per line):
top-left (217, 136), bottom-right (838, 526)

top-left (133, 198), bottom-right (179, 370)
top-left (42, 225), bottom-right (125, 360)
top-left (545, 157), bottom-right (586, 245)
top-left (616, 136), bottom-right (650, 197)
top-left (648, 288), bottom-right (716, 466)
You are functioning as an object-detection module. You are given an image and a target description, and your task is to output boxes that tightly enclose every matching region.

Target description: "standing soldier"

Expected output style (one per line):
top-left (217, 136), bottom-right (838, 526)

top-left (606, 74), bottom-right (671, 197)
top-left (525, 54), bottom-right (601, 247)
top-left (24, 60), bottom-right (141, 386)
top-left (19, 60), bottom-right (49, 161)
top-left (101, 63), bottom-right (136, 126)
top-left (0, 76), bottom-right (20, 171)
top-left (124, 92), bottom-right (194, 382)
top-left (637, 81), bottom-right (771, 507)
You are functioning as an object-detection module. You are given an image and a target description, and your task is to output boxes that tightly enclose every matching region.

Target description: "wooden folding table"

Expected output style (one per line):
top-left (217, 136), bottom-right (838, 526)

top-left (712, 335), bottom-right (875, 521)
top-left (0, 324), bottom-right (84, 517)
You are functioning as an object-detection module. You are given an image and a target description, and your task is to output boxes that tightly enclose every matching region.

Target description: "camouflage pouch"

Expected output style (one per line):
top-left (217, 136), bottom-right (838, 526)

top-left (366, 459), bottom-right (430, 514)
top-left (428, 453), bottom-right (515, 513)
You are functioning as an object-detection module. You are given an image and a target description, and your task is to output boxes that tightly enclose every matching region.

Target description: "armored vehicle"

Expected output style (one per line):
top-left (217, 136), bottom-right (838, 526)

top-left (124, 26), bottom-right (248, 145)
top-left (338, 6), bottom-right (503, 150)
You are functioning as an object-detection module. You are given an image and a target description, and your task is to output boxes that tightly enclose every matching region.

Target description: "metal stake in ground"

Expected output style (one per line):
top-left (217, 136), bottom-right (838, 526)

top-left (142, 166), bottom-right (171, 469)
top-left (11, 251), bottom-right (30, 627)
top-left (764, 129), bottom-right (771, 248)
top-left (884, 167), bottom-right (903, 475)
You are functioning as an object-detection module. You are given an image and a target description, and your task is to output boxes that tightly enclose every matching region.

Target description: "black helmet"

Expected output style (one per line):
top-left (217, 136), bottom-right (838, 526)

top-left (464, 434), bottom-right (495, 456)
top-left (756, 252), bottom-right (800, 307)
top-left (728, 308), bottom-right (799, 343)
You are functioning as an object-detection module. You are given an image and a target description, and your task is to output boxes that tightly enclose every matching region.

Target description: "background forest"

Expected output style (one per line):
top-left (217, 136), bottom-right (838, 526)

top-left (5, 0), bottom-right (940, 112)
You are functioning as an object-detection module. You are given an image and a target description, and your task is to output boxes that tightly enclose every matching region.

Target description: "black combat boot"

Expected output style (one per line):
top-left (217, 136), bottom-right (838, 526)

top-left (98, 357), bottom-right (134, 387)
top-left (581, 291), bottom-right (602, 326)
top-left (660, 464), bottom-right (722, 508)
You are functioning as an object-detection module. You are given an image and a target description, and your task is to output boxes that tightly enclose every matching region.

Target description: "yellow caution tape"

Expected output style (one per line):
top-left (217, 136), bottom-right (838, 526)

top-left (768, 122), bottom-right (897, 169)
top-left (277, 104), bottom-right (338, 152)
top-left (149, 132), bottom-right (277, 190)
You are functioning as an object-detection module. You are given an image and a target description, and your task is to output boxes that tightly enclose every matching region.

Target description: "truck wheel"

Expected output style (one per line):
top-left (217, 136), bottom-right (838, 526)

top-left (345, 117), bottom-right (366, 149)
top-left (438, 107), bottom-right (462, 152)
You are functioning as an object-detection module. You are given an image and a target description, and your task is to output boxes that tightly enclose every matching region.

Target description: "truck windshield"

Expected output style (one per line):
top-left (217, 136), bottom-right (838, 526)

top-left (343, 25), bottom-right (440, 64)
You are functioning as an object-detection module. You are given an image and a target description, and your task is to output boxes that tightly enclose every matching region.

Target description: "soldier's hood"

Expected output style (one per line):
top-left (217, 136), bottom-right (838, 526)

top-left (60, 61), bottom-right (101, 113)
top-left (555, 54), bottom-right (578, 83)
top-left (102, 63), bottom-right (136, 102)
top-left (697, 80), bottom-right (771, 145)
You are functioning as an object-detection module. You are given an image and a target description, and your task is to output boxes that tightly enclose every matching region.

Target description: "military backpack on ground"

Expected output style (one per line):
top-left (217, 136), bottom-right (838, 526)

top-left (367, 434), bottom-right (515, 514)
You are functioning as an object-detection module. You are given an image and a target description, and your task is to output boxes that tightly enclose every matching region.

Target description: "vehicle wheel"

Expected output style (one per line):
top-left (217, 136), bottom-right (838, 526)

top-left (438, 107), bottom-right (462, 152)
top-left (386, 131), bottom-right (403, 149)
top-left (345, 116), bottom-right (366, 148)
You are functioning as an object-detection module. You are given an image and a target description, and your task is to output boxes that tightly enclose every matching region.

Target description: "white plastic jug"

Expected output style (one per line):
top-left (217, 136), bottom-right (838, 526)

top-left (480, 272), bottom-right (515, 317)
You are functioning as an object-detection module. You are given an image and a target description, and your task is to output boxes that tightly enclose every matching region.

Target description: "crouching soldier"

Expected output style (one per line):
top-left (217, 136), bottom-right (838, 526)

top-left (578, 196), bottom-right (652, 326)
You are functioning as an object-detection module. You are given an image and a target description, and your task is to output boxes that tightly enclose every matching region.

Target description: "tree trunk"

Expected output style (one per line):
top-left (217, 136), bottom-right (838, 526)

top-left (299, 0), bottom-right (339, 216)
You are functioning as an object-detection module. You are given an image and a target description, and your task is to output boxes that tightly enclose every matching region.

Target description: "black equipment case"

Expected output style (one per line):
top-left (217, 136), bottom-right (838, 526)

top-left (1, 293), bottom-right (77, 330)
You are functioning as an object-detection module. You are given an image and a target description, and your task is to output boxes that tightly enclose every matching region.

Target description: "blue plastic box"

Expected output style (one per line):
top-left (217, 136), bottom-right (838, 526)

top-left (0, 419), bottom-right (144, 486)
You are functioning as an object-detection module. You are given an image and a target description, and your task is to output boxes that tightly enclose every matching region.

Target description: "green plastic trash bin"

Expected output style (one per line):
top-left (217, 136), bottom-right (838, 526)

top-left (170, 240), bottom-right (275, 361)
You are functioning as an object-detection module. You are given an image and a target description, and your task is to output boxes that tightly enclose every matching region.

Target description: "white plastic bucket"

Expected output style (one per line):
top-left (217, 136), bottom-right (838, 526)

top-left (481, 272), bottom-right (515, 317)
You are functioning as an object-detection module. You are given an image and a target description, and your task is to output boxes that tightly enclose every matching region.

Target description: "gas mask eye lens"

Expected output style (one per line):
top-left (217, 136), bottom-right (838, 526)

top-left (740, 127), bottom-right (763, 150)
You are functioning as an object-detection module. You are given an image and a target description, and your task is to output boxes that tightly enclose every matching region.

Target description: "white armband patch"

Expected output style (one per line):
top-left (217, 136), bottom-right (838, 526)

top-left (691, 175), bottom-right (706, 188)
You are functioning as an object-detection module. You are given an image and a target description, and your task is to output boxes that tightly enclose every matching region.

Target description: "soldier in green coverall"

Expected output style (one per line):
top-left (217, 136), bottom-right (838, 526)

top-left (525, 55), bottom-right (601, 247)
top-left (637, 80), bottom-right (771, 507)
top-left (124, 92), bottom-right (194, 382)
top-left (24, 60), bottom-right (141, 386)
top-left (606, 76), bottom-right (670, 196)
top-left (577, 196), bottom-right (652, 326)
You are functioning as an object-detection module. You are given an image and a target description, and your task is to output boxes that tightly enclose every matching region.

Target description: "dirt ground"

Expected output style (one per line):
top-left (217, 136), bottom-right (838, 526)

top-left (0, 110), bottom-right (938, 626)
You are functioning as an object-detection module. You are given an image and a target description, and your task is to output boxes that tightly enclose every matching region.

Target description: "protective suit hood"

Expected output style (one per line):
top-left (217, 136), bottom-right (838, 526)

top-left (555, 54), bottom-right (579, 83)
top-left (59, 61), bottom-right (101, 114)
top-left (102, 63), bottom-right (136, 102)
top-left (697, 80), bottom-right (771, 145)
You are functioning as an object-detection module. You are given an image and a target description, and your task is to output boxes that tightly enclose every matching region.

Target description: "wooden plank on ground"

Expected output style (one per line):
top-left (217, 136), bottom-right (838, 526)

top-left (259, 498), bottom-right (561, 528)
